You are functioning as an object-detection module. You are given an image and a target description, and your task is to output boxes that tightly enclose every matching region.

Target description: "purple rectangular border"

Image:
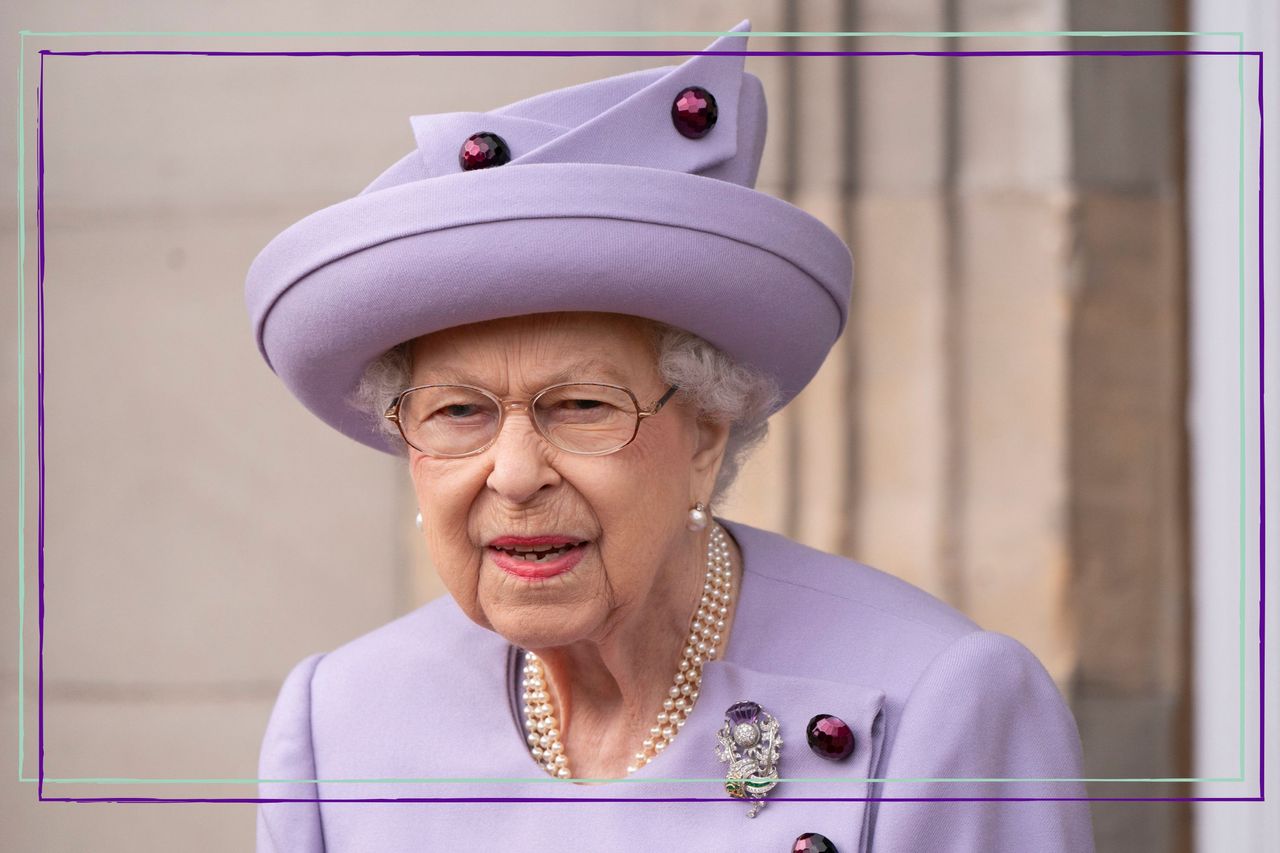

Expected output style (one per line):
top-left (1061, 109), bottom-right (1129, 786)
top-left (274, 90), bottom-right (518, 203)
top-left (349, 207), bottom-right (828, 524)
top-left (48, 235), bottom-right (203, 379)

top-left (29, 45), bottom-right (1266, 805)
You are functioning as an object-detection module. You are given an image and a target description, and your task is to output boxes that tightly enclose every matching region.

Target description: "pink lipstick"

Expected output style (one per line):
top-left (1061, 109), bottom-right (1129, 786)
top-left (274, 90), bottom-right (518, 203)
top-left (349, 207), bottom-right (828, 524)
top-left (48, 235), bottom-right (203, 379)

top-left (487, 535), bottom-right (590, 580)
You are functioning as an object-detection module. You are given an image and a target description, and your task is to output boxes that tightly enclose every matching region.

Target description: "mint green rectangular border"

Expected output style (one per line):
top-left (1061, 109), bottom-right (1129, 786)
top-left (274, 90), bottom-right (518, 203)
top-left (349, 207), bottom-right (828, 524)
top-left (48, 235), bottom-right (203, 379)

top-left (12, 24), bottom-right (1249, 783)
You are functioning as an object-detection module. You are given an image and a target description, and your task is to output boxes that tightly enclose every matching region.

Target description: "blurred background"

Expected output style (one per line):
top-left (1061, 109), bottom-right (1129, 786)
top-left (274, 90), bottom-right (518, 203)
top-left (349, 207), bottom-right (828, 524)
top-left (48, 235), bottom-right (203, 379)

top-left (3, 1), bottom-right (1276, 850)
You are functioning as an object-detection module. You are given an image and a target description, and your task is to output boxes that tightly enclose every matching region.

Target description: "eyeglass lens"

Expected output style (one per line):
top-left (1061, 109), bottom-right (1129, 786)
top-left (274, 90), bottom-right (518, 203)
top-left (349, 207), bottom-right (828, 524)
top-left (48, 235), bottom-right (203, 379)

top-left (396, 383), bottom-right (641, 456)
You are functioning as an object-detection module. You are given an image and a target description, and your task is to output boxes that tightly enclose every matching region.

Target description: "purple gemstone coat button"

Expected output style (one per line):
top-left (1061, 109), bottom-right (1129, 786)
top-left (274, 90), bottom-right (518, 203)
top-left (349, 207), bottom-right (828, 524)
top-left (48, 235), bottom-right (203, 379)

top-left (671, 86), bottom-right (718, 138)
top-left (806, 714), bottom-right (854, 761)
top-left (793, 832), bottom-right (839, 852)
top-left (458, 131), bottom-right (511, 171)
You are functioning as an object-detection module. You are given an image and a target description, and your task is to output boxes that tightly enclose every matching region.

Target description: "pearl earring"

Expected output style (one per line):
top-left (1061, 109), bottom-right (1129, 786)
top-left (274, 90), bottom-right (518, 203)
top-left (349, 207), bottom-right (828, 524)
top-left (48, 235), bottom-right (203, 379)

top-left (687, 501), bottom-right (709, 531)
top-left (415, 511), bottom-right (423, 532)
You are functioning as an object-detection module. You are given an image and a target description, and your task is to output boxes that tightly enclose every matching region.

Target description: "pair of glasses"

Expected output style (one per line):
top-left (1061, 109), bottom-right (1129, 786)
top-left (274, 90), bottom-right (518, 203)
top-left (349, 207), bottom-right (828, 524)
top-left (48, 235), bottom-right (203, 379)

top-left (383, 381), bottom-right (681, 458)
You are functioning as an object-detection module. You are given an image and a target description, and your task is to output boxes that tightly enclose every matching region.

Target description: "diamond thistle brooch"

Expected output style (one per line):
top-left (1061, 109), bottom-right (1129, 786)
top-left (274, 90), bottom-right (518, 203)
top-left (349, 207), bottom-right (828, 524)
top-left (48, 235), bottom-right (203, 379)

top-left (715, 700), bottom-right (782, 818)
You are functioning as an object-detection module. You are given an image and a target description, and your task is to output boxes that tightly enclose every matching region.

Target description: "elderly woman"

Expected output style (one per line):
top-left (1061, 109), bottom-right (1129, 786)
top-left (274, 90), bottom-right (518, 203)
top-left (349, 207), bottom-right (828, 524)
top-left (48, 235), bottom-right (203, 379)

top-left (246, 19), bottom-right (1095, 853)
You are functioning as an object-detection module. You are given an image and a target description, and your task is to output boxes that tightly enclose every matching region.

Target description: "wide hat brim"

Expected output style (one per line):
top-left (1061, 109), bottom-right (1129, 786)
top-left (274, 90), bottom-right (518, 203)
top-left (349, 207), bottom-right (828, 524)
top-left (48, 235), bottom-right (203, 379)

top-left (245, 160), bottom-right (852, 455)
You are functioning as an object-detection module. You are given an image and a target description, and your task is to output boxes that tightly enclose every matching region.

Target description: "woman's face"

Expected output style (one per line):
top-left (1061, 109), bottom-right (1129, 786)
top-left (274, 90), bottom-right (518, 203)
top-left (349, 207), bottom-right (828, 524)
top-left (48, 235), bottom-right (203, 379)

top-left (405, 311), bottom-right (729, 650)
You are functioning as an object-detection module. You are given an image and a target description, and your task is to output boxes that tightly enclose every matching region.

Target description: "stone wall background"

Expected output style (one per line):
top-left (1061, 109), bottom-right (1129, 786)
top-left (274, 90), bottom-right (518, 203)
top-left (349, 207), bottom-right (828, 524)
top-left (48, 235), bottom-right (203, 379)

top-left (1, 1), bottom-right (1234, 850)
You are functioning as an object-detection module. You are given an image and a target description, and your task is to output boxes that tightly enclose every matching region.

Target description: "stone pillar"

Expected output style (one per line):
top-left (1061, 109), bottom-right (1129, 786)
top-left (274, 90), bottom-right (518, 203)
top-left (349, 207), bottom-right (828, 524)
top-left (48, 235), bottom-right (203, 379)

top-left (1064, 4), bottom-right (1193, 849)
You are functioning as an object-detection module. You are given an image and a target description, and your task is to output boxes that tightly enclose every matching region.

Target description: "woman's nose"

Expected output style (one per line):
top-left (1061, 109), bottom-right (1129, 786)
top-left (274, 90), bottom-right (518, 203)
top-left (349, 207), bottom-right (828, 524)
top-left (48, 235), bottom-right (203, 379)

top-left (484, 403), bottom-right (560, 502)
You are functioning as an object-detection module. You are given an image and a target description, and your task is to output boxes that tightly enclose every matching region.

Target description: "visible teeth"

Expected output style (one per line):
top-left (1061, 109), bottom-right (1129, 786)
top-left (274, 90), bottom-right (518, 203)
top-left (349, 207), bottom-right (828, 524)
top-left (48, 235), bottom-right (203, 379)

top-left (499, 543), bottom-right (579, 561)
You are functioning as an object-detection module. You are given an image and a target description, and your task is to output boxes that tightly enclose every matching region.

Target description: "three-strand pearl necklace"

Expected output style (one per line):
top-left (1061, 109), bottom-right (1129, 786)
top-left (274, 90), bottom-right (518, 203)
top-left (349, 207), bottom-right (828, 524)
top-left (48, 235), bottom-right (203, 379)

top-left (520, 521), bottom-right (735, 778)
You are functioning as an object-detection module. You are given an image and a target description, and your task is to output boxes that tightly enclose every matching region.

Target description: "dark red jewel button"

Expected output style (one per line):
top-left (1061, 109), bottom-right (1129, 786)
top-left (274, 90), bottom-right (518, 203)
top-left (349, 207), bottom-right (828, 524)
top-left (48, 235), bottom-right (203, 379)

top-left (793, 832), bottom-right (839, 853)
top-left (459, 131), bottom-right (511, 171)
top-left (806, 714), bottom-right (854, 761)
top-left (671, 86), bottom-right (718, 139)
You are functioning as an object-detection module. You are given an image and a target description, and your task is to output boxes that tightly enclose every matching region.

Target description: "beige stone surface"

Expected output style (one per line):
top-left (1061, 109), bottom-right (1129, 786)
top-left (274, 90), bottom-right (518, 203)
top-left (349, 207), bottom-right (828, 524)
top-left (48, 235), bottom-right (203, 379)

top-left (957, 190), bottom-right (1075, 676)
top-left (1070, 192), bottom-right (1187, 694)
top-left (958, 55), bottom-right (1071, 191)
top-left (36, 213), bottom-right (409, 681)
top-left (2, 686), bottom-right (256, 850)
top-left (43, 695), bottom-right (274, 782)
top-left (854, 47), bottom-right (948, 192)
top-left (849, 195), bottom-right (949, 594)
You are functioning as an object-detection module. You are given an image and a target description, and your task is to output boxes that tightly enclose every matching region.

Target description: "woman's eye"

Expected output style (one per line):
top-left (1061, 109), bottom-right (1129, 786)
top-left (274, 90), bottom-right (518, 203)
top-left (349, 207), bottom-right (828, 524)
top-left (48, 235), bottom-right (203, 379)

top-left (435, 404), bottom-right (481, 418)
top-left (562, 398), bottom-right (604, 410)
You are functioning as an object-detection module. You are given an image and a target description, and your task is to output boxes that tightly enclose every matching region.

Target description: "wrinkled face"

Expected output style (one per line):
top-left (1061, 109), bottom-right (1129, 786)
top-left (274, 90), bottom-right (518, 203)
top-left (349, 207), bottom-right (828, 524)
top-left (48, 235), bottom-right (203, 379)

top-left (405, 311), bottom-right (727, 650)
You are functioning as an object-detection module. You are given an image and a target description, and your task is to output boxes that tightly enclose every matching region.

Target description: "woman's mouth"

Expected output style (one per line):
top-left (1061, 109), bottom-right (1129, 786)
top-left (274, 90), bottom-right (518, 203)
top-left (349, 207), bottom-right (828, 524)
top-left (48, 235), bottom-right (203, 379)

top-left (488, 541), bottom-right (589, 579)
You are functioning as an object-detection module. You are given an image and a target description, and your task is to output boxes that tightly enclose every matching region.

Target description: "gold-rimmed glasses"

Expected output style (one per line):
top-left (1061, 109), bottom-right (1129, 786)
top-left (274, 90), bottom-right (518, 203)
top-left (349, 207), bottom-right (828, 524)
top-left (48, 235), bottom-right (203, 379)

top-left (383, 381), bottom-right (681, 458)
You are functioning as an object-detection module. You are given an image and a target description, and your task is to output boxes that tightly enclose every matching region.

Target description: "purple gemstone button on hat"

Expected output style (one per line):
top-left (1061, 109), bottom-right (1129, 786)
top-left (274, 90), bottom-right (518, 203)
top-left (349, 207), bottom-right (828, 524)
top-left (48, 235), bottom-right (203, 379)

top-left (671, 85), bottom-right (718, 138)
top-left (806, 714), bottom-right (854, 761)
top-left (458, 131), bottom-right (511, 170)
top-left (793, 832), bottom-right (839, 852)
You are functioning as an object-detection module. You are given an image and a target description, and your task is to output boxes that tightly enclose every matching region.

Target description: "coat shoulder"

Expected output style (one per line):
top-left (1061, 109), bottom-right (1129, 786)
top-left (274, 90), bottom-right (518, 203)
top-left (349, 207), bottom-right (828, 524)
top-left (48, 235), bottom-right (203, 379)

top-left (719, 517), bottom-right (982, 696)
top-left (310, 593), bottom-right (500, 700)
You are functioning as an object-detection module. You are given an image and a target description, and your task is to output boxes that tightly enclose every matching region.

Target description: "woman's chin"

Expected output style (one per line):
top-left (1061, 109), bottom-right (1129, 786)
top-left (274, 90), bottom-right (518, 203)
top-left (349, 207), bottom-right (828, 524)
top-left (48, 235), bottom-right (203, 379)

top-left (475, 548), bottom-right (605, 647)
top-left (480, 599), bottom-right (602, 651)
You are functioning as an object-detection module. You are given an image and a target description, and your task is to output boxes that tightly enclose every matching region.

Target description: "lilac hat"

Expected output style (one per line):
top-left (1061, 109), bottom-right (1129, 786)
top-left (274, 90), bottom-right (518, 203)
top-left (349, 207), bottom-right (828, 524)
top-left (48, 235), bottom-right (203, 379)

top-left (245, 18), bottom-right (852, 455)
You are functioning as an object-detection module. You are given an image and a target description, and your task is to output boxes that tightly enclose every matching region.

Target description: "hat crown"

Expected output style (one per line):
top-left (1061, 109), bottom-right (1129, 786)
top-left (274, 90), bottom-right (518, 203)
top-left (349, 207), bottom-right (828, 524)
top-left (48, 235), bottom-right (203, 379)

top-left (360, 19), bottom-right (766, 195)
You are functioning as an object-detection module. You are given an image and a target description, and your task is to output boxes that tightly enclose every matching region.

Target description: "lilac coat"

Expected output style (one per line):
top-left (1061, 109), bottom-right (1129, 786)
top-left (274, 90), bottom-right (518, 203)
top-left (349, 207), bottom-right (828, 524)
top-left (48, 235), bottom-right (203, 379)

top-left (257, 516), bottom-right (1095, 852)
